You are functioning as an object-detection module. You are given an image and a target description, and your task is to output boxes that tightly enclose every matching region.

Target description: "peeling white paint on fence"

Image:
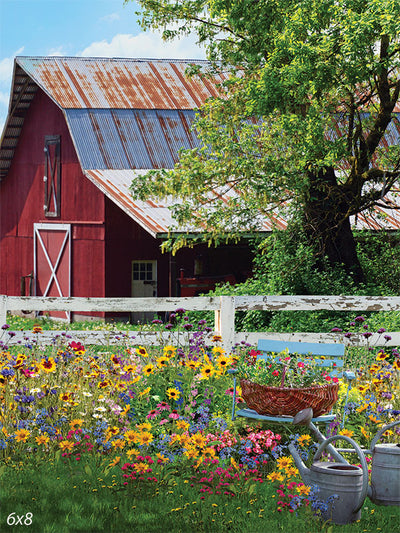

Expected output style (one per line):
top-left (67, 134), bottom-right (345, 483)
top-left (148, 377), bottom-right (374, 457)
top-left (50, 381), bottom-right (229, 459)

top-left (1, 294), bottom-right (400, 351)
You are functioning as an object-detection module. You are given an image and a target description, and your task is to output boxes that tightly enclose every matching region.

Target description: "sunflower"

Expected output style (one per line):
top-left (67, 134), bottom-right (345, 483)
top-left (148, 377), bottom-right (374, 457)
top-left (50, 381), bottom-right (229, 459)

top-left (124, 430), bottom-right (138, 443)
top-left (276, 456), bottom-right (293, 470)
top-left (156, 356), bottom-right (169, 368)
top-left (216, 354), bottom-right (232, 371)
top-left (137, 431), bottom-right (153, 446)
top-left (163, 345), bottom-right (176, 358)
top-left (185, 360), bottom-right (201, 371)
top-left (184, 446), bottom-right (199, 459)
top-left (212, 346), bottom-right (225, 357)
top-left (393, 358), bottom-right (400, 370)
top-left (136, 422), bottom-right (152, 432)
top-left (166, 387), bottom-right (181, 400)
top-left (190, 432), bottom-right (206, 448)
top-left (267, 471), bottom-right (284, 482)
top-left (142, 363), bottom-right (155, 375)
top-left (200, 364), bottom-right (215, 379)
top-left (70, 418), bottom-right (84, 429)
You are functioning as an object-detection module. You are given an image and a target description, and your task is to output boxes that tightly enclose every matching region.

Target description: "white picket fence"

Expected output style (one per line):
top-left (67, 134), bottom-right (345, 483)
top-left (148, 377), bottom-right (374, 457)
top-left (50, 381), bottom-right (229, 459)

top-left (1, 294), bottom-right (400, 351)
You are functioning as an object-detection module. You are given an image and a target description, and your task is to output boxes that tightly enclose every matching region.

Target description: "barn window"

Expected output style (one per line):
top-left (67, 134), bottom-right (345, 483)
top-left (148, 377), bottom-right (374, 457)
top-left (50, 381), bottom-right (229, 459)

top-left (44, 135), bottom-right (61, 217)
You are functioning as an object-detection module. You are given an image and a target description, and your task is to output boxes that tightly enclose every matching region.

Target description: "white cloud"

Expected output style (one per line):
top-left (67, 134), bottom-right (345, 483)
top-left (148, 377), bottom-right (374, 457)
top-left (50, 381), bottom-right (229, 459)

top-left (79, 31), bottom-right (206, 60)
top-left (100, 12), bottom-right (120, 23)
top-left (47, 46), bottom-right (67, 57)
top-left (0, 47), bottom-right (24, 82)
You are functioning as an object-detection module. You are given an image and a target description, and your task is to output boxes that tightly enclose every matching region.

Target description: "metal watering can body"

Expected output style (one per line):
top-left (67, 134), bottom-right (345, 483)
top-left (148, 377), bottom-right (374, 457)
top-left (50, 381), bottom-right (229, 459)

top-left (289, 435), bottom-right (369, 525)
top-left (368, 420), bottom-right (400, 506)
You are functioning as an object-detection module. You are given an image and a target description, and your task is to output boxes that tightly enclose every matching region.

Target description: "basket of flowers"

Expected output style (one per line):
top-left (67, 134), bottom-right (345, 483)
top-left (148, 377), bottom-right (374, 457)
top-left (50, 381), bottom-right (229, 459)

top-left (236, 349), bottom-right (339, 417)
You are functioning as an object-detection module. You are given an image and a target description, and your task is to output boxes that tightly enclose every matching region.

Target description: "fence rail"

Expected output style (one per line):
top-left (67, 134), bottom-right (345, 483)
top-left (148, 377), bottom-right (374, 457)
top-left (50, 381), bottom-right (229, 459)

top-left (1, 294), bottom-right (400, 351)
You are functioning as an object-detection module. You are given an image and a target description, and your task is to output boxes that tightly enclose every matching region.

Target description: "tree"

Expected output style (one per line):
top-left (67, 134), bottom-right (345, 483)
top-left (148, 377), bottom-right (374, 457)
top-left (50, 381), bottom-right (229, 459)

top-left (128, 0), bottom-right (400, 283)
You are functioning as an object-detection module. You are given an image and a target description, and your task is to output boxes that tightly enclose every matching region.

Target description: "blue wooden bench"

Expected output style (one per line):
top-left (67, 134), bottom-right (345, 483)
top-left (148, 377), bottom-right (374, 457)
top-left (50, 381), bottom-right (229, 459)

top-left (229, 339), bottom-right (355, 428)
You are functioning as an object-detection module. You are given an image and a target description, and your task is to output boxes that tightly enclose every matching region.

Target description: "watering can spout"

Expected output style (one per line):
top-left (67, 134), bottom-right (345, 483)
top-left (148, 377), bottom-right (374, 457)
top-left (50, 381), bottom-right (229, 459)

top-left (288, 443), bottom-right (311, 485)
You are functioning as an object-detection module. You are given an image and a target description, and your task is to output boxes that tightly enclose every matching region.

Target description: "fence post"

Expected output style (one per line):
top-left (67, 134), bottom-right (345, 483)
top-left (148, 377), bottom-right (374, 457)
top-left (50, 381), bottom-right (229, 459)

top-left (216, 296), bottom-right (236, 353)
top-left (0, 295), bottom-right (7, 327)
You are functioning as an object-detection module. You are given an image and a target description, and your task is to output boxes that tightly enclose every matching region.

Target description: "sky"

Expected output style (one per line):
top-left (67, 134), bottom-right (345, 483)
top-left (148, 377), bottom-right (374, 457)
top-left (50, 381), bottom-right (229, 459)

top-left (0, 0), bottom-right (206, 133)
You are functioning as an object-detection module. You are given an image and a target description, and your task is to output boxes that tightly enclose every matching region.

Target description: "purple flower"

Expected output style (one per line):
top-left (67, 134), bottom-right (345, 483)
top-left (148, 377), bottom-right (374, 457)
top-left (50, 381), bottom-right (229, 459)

top-left (349, 322), bottom-right (356, 327)
top-left (363, 332), bottom-right (373, 339)
top-left (1, 324), bottom-right (10, 330)
top-left (355, 316), bottom-right (365, 323)
top-left (183, 323), bottom-right (193, 330)
top-left (165, 323), bottom-right (174, 330)
top-left (330, 328), bottom-right (342, 333)
top-left (175, 308), bottom-right (185, 315)
top-left (384, 335), bottom-right (392, 342)
top-left (377, 328), bottom-right (386, 334)
top-left (152, 319), bottom-right (163, 325)
top-left (344, 332), bottom-right (352, 338)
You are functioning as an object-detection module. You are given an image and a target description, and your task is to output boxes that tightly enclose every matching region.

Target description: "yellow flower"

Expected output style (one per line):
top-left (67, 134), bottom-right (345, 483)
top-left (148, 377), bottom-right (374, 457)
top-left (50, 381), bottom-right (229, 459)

top-left (369, 364), bottom-right (381, 374)
top-left (136, 422), bottom-right (152, 432)
top-left (156, 356), bottom-right (169, 368)
top-left (32, 325), bottom-right (43, 334)
top-left (139, 387), bottom-right (151, 397)
top-left (35, 434), bottom-right (50, 446)
top-left (156, 453), bottom-right (170, 463)
top-left (97, 380), bottom-right (111, 389)
top-left (137, 431), bottom-right (153, 446)
top-left (190, 432), bottom-right (206, 449)
top-left (124, 430), bottom-right (137, 443)
top-left (184, 446), bottom-right (199, 459)
top-left (296, 484), bottom-right (311, 496)
top-left (123, 364), bottom-right (137, 373)
top-left (200, 364), bottom-right (215, 380)
top-left (185, 360), bottom-right (201, 370)
top-left (40, 357), bottom-right (56, 373)
top-left (284, 466), bottom-right (299, 478)
top-left (376, 351), bottom-right (389, 361)
top-left (368, 415), bottom-right (381, 424)
top-left (59, 440), bottom-right (74, 452)
top-left (166, 387), bottom-right (181, 400)
top-left (176, 420), bottom-right (190, 431)
top-left (133, 462), bottom-right (148, 474)
top-left (358, 385), bottom-right (369, 395)
top-left (142, 363), bottom-right (155, 375)
top-left (393, 358), bottom-right (400, 370)
top-left (70, 419), bottom-right (84, 429)
top-left (267, 471), bottom-right (284, 482)
top-left (212, 346), bottom-right (225, 356)
top-left (276, 456), bottom-right (293, 470)
top-left (111, 439), bottom-right (125, 449)
top-left (108, 456), bottom-right (121, 467)
top-left (202, 447), bottom-right (216, 458)
top-left (297, 434), bottom-right (312, 447)
top-left (230, 458), bottom-right (239, 471)
top-left (163, 345), bottom-right (176, 358)
top-left (15, 429), bottom-right (30, 442)
top-left (216, 354), bottom-right (232, 371)
top-left (127, 449), bottom-right (140, 458)
top-left (136, 346), bottom-right (149, 357)
top-left (211, 335), bottom-right (222, 343)
top-left (360, 426), bottom-right (370, 440)
top-left (339, 428), bottom-right (354, 438)
top-left (59, 392), bottom-right (73, 402)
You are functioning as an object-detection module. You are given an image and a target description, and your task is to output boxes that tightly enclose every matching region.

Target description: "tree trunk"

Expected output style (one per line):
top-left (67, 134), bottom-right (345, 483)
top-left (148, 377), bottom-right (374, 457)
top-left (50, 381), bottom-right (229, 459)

top-left (303, 167), bottom-right (364, 284)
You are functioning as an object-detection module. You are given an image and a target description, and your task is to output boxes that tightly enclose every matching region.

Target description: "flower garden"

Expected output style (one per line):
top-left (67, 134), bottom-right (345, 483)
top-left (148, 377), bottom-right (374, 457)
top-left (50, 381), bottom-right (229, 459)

top-left (1, 311), bottom-right (399, 532)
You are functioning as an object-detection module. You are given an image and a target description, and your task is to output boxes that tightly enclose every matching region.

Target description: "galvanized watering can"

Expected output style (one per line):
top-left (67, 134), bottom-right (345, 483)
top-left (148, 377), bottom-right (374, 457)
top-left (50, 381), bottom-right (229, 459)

top-left (289, 408), bottom-right (400, 523)
top-left (288, 430), bottom-right (369, 525)
top-left (368, 419), bottom-right (400, 506)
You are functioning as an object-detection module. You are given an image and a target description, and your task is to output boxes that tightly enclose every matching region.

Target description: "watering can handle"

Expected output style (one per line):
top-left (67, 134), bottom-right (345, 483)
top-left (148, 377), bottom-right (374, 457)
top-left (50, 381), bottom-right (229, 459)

top-left (370, 419), bottom-right (400, 451)
top-left (313, 435), bottom-right (369, 514)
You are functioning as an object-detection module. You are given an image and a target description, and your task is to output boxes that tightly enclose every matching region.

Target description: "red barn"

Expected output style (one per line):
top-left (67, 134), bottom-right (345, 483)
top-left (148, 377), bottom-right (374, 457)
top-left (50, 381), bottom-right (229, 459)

top-left (0, 56), bottom-right (272, 321)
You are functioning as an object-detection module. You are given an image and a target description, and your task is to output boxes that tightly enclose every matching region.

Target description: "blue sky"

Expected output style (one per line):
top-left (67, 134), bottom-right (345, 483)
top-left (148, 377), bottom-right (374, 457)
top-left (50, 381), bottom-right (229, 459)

top-left (0, 0), bottom-right (206, 132)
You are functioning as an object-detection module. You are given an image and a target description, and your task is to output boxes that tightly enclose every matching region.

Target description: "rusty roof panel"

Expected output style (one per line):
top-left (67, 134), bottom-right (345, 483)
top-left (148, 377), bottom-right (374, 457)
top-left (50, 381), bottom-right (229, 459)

top-left (65, 109), bottom-right (198, 170)
top-left (16, 56), bottom-right (218, 110)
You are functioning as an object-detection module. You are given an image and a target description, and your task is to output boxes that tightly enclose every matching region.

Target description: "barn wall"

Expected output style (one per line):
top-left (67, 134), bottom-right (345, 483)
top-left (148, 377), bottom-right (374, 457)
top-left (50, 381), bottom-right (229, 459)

top-left (0, 88), bottom-right (106, 299)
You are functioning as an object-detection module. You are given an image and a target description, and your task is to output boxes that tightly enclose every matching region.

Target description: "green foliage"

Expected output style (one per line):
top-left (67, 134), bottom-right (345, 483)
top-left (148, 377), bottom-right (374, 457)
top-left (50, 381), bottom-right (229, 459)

top-left (128, 0), bottom-right (400, 278)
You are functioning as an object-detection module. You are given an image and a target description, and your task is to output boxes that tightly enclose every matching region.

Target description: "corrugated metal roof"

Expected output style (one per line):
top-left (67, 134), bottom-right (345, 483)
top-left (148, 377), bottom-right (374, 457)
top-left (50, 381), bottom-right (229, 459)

top-left (66, 108), bottom-right (199, 169)
top-left (0, 56), bottom-right (399, 237)
top-left (84, 169), bottom-right (289, 236)
top-left (16, 56), bottom-right (221, 110)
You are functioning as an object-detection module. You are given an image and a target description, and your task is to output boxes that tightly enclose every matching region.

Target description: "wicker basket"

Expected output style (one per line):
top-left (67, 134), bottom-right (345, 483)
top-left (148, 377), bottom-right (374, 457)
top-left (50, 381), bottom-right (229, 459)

top-left (240, 379), bottom-right (339, 417)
